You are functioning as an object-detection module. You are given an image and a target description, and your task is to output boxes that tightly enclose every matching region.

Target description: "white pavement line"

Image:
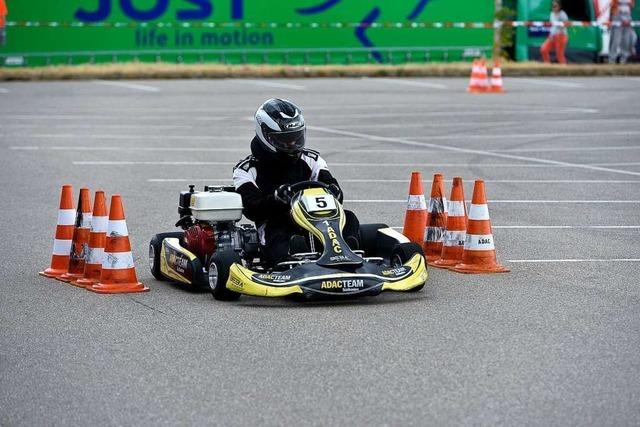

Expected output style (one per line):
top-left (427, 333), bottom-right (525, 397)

top-left (147, 178), bottom-right (640, 184)
top-left (308, 125), bottom-right (640, 177)
top-left (316, 109), bottom-right (597, 119)
top-left (241, 79), bottom-right (306, 90)
top-left (372, 78), bottom-right (448, 89)
top-left (74, 161), bottom-right (234, 165)
top-left (69, 161), bottom-right (542, 167)
top-left (346, 200), bottom-right (640, 203)
top-left (390, 226), bottom-right (640, 230)
top-left (8, 146), bottom-right (39, 150)
top-left (407, 130), bottom-right (640, 141)
top-left (10, 145), bottom-right (640, 158)
top-left (0, 107), bottom-right (596, 121)
top-left (148, 178), bottom-right (232, 182)
top-left (10, 134), bottom-right (222, 140)
top-left (493, 225), bottom-right (640, 229)
top-left (514, 78), bottom-right (584, 88)
top-left (4, 123), bottom-right (195, 130)
top-left (339, 179), bottom-right (640, 183)
top-left (72, 161), bottom-right (598, 168)
top-left (93, 80), bottom-right (161, 92)
top-left (0, 88), bottom-right (9, 93)
top-left (508, 258), bottom-right (640, 263)
top-left (2, 102), bottom-right (593, 114)
top-left (11, 146), bottom-right (246, 152)
top-left (9, 130), bottom-right (640, 142)
top-left (590, 162), bottom-right (640, 166)
top-left (492, 146), bottom-right (640, 153)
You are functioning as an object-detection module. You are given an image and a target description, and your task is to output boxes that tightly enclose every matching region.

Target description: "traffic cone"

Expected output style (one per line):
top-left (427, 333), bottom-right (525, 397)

top-left (451, 180), bottom-right (510, 274)
top-left (432, 177), bottom-right (467, 269)
top-left (39, 185), bottom-right (75, 278)
top-left (87, 195), bottom-right (148, 294)
top-left (402, 172), bottom-right (427, 245)
top-left (72, 191), bottom-right (108, 288)
top-left (478, 59), bottom-right (490, 92)
top-left (490, 61), bottom-right (505, 93)
top-left (58, 188), bottom-right (92, 283)
top-left (466, 59), bottom-right (480, 92)
top-left (467, 59), bottom-right (489, 93)
top-left (424, 173), bottom-right (448, 263)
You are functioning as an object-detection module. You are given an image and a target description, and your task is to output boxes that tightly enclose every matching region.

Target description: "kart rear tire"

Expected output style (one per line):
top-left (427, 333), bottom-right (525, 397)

top-left (208, 250), bottom-right (242, 301)
top-left (149, 232), bottom-right (185, 281)
top-left (358, 223), bottom-right (389, 257)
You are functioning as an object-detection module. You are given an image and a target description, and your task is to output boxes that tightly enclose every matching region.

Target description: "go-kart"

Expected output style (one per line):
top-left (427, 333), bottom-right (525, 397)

top-left (149, 181), bottom-right (428, 301)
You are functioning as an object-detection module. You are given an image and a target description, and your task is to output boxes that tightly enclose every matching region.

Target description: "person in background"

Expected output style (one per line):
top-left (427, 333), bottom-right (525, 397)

top-left (0, 0), bottom-right (7, 46)
top-left (540, 0), bottom-right (569, 64)
top-left (609, 0), bottom-right (636, 63)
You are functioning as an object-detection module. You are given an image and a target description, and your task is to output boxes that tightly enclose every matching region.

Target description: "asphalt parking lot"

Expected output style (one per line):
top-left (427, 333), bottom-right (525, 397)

top-left (1, 76), bottom-right (639, 426)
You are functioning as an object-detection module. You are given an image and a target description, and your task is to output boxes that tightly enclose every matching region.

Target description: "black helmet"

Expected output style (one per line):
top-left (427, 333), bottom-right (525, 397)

top-left (255, 98), bottom-right (306, 159)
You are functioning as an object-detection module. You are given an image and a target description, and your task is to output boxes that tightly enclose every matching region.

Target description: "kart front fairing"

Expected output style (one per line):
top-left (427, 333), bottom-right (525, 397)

top-left (226, 252), bottom-right (427, 299)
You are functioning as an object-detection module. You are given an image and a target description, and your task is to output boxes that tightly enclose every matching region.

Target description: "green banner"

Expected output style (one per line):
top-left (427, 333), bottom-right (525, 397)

top-left (1, 0), bottom-right (494, 66)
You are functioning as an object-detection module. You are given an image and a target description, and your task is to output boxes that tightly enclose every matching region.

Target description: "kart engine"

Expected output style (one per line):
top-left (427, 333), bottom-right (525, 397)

top-left (178, 185), bottom-right (259, 263)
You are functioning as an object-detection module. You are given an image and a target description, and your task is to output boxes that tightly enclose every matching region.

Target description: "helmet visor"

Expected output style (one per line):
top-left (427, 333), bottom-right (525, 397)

top-left (268, 129), bottom-right (306, 154)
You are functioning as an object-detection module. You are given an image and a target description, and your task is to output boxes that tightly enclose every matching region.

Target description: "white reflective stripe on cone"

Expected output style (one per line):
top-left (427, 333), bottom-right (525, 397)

top-left (425, 226), bottom-right (445, 242)
top-left (87, 247), bottom-right (105, 265)
top-left (91, 216), bottom-right (108, 233)
top-left (107, 220), bottom-right (128, 237)
top-left (407, 195), bottom-right (426, 210)
top-left (448, 201), bottom-right (466, 217)
top-left (102, 251), bottom-right (134, 269)
top-left (428, 197), bottom-right (448, 213)
top-left (52, 239), bottom-right (72, 256)
top-left (464, 234), bottom-right (495, 251)
top-left (443, 230), bottom-right (466, 247)
top-left (80, 213), bottom-right (93, 229)
top-left (468, 204), bottom-right (490, 221)
top-left (57, 209), bottom-right (76, 226)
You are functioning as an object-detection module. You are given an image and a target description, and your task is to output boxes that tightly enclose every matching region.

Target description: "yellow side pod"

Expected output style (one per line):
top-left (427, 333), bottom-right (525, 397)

top-left (226, 263), bottom-right (303, 297)
top-left (160, 238), bottom-right (198, 285)
top-left (381, 254), bottom-right (428, 291)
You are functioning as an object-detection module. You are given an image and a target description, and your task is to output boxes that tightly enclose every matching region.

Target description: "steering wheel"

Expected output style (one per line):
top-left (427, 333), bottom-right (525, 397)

top-left (289, 180), bottom-right (330, 194)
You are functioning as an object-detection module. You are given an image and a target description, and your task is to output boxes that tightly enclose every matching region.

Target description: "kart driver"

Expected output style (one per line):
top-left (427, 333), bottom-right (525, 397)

top-left (233, 98), bottom-right (359, 266)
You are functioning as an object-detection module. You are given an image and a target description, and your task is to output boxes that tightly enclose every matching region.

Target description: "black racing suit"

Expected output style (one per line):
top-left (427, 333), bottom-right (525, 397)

top-left (233, 137), bottom-right (358, 266)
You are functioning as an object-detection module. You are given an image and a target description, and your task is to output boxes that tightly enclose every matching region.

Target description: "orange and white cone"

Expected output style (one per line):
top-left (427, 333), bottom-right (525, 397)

top-left (402, 171), bottom-right (427, 245)
top-left (466, 59), bottom-right (480, 92)
top-left (432, 177), bottom-right (467, 269)
top-left (87, 195), bottom-right (148, 294)
top-left (73, 191), bottom-right (108, 288)
top-left (424, 173), bottom-right (448, 264)
top-left (39, 185), bottom-right (75, 278)
top-left (490, 61), bottom-right (505, 93)
top-left (467, 59), bottom-right (489, 93)
top-left (451, 180), bottom-right (509, 274)
top-left (58, 188), bottom-right (92, 283)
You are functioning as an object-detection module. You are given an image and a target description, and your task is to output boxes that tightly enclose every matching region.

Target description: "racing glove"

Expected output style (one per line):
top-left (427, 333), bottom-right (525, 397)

top-left (327, 183), bottom-right (342, 202)
top-left (274, 184), bottom-right (293, 205)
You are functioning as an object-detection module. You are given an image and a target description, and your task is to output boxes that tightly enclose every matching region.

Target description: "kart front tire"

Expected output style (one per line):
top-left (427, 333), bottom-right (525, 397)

top-left (391, 242), bottom-right (424, 266)
top-left (149, 232), bottom-right (185, 281)
top-left (208, 250), bottom-right (242, 301)
top-left (391, 242), bottom-right (426, 292)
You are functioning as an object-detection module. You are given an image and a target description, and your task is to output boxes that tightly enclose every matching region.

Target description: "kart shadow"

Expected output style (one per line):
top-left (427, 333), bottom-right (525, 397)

top-left (162, 279), bottom-right (209, 294)
top-left (236, 290), bottom-right (430, 309)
